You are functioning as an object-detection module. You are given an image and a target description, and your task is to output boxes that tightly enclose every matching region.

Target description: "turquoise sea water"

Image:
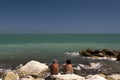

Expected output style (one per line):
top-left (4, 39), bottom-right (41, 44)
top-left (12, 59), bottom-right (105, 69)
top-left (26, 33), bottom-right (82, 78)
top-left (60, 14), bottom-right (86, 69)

top-left (0, 34), bottom-right (120, 68)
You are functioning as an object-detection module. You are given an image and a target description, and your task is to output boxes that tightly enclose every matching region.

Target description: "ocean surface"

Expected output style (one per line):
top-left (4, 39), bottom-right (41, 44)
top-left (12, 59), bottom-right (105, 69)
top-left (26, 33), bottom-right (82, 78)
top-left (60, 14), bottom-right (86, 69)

top-left (0, 34), bottom-right (120, 72)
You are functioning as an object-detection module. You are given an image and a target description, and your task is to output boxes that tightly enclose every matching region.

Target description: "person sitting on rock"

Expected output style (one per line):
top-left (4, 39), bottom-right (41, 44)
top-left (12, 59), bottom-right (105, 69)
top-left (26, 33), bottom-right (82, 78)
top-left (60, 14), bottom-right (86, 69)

top-left (63, 59), bottom-right (73, 74)
top-left (50, 60), bottom-right (59, 75)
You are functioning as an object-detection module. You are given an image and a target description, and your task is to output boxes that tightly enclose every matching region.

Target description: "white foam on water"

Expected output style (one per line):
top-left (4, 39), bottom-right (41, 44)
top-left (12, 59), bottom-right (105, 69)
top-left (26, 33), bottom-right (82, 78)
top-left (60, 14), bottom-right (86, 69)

top-left (86, 75), bottom-right (107, 80)
top-left (77, 62), bottom-right (102, 69)
top-left (65, 52), bottom-right (80, 57)
top-left (84, 57), bottom-right (117, 61)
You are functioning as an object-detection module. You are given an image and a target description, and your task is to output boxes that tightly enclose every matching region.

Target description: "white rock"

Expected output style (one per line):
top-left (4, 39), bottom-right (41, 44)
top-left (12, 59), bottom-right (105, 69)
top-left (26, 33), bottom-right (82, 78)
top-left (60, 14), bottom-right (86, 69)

top-left (18, 60), bottom-right (48, 75)
top-left (52, 74), bottom-right (85, 80)
top-left (107, 74), bottom-right (120, 80)
top-left (2, 71), bottom-right (18, 80)
top-left (86, 75), bottom-right (107, 80)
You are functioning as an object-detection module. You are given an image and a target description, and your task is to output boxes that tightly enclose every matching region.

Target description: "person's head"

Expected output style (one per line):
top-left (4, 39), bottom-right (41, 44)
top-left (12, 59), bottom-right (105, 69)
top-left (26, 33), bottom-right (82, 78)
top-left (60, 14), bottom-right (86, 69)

top-left (53, 60), bottom-right (58, 64)
top-left (66, 59), bottom-right (71, 64)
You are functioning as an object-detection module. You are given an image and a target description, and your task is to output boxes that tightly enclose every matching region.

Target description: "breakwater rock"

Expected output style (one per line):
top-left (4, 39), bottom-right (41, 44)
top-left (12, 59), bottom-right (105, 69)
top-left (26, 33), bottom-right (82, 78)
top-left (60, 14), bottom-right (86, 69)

top-left (79, 49), bottom-right (120, 61)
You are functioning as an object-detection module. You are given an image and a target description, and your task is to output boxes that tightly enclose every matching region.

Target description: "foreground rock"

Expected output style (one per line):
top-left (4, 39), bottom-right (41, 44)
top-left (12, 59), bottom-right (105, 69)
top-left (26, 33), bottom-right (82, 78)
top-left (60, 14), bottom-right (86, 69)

top-left (106, 74), bottom-right (120, 80)
top-left (2, 70), bottom-right (45, 80)
top-left (2, 71), bottom-right (18, 80)
top-left (51, 74), bottom-right (108, 80)
top-left (2, 60), bottom-right (48, 80)
top-left (20, 75), bottom-right (45, 80)
top-left (52, 74), bottom-right (85, 80)
top-left (86, 75), bottom-right (107, 80)
top-left (17, 60), bottom-right (49, 78)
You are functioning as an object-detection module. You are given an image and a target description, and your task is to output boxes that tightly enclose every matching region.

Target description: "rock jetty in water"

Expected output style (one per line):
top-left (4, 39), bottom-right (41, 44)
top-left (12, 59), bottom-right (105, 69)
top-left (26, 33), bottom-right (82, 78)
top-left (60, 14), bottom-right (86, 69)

top-left (79, 48), bottom-right (120, 61)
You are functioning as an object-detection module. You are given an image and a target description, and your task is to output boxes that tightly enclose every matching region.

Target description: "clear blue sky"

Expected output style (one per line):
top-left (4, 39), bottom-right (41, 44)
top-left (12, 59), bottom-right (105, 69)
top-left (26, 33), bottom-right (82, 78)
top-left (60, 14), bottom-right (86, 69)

top-left (0, 0), bottom-right (120, 34)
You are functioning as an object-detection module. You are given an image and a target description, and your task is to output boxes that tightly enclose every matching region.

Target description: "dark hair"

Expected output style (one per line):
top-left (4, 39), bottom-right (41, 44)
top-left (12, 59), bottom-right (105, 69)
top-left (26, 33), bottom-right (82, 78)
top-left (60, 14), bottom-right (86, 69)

top-left (66, 59), bottom-right (71, 64)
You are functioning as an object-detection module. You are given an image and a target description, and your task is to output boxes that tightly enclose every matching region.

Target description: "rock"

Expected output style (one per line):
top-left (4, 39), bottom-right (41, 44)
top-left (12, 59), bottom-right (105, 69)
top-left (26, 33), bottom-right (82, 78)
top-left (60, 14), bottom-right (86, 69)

top-left (2, 71), bottom-right (18, 80)
top-left (95, 53), bottom-right (105, 57)
top-left (117, 53), bottom-right (120, 61)
top-left (79, 50), bottom-right (86, 55)
top-left (94, 50), bottom-right (102, 54)
top-left (89, 63), bottom-right (98, 68)
top-left (20, 76), bottom-right (45, 80)
top-left (102, 49), bottom-right (116, 57)
top-left (84, 52), bottom-right (92, 57)
top-left (80, 50), bottom-right (92, 57)
top-left (86, 75), bottom-right (107, 80)
top-left (52, 74), bottom-right (85, 80)
top-left (114, 50), bottom-right (120, 56)
top-left (97, 73), bottom-right (106, 78)
top-left (91, 56), bottom-right (99, 59)
top-left (106, 74), bottom-right (120, 80)
top-left (17, 60), bottom-right (48, 78)
top-left (86, 48), bottom-right (95, 54)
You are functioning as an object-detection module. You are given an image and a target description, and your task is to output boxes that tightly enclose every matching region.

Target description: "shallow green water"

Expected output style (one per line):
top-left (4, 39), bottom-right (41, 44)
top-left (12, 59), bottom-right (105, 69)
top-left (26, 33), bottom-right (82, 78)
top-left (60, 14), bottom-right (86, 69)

top-left (0, 34), bottom-right (120, 67)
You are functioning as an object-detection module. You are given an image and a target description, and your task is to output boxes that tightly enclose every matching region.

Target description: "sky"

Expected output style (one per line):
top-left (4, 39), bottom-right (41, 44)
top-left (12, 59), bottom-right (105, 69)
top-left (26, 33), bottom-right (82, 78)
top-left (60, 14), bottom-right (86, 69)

top-left (0, 0), bottom-right (120, 34)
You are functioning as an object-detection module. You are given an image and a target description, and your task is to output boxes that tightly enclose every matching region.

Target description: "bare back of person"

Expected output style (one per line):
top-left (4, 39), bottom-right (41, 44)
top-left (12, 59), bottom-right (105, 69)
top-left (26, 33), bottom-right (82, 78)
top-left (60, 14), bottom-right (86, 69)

top-left (63, 59), bottom-right (73, 74)
top-left (63, 64), bottom-right (73, 74)
top-left (50, 60), bottom-right (59, 75)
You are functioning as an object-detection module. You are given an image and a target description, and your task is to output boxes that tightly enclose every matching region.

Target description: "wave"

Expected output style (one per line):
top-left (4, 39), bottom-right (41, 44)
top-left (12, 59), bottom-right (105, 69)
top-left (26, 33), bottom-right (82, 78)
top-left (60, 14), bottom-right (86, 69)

top-left (65, 52), bottom-right (80, 57)
top-left (83, 57), bottom-right (117, 61)
top-left (73, 62), bottom-right (102, 70)
top-left (0, 42), bottom-right (120, 57)
top-left (0, 42), bottom-right (120, 49)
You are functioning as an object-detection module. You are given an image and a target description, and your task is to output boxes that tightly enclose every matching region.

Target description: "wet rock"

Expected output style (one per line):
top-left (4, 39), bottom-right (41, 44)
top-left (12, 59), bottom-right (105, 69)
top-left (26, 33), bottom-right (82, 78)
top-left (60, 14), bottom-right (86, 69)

top-left (94, 50), bottom-right (102, 55)
top-left (79, 49), bottom-right (120, 59)
top-left (79, 50), bottom-right (86, 55)
top-left (80, 50), bottom-right (92, 57)
top-left (86, 48), bottom-right (95, 54)
top-left (113, 50), bottom-right (120, 55)
top-left (84, 52), bottom-right (92, 57)
top-left (117, 53), bottom-right (120, 61)
top-left (95, 53), bottom-right (105, 57)
top-left (102, 49), bottom-right (116, 57)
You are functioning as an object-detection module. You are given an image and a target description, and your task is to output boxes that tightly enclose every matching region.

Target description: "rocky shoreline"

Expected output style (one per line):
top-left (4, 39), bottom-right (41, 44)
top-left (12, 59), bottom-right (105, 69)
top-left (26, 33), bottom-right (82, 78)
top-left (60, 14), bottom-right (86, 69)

top-left (1, 49), bottom-right (120, 80)
top-left (1, 60), bottom-right (120, 80)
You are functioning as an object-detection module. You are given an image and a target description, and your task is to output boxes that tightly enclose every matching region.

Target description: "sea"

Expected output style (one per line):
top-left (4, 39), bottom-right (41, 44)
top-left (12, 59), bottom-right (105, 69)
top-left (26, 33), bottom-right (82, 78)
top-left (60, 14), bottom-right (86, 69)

top-left (0, 34), bottom-right (120, 75)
